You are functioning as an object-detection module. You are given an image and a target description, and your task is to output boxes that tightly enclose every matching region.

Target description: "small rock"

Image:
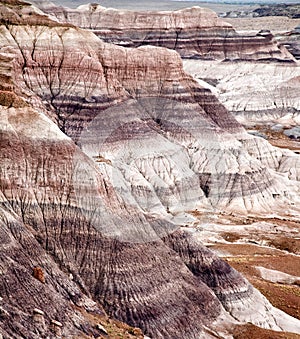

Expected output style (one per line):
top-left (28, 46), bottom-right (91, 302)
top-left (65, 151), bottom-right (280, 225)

top-left (96, 323), bottom-right (108, 335)
top-left (33, 308), bottom-right (44, 316)
top-left (33, 267), bottom-right (45, 284)
top-left (51, 320), bottom-right (62, 327)
top-left (128, 327), bottom-right (143, 336)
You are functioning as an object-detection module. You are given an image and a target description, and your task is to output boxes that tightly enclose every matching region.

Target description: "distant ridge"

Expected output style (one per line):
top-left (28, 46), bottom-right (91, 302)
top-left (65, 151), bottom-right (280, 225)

top-left (172, 0), bottom-right (300, 4)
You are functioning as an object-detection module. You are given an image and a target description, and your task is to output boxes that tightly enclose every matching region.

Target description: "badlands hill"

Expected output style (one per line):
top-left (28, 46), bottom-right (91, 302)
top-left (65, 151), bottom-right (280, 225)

top-left (33, 1), bottom-right (295, 61)
top-left (0, 0), bottom-right (300, 338)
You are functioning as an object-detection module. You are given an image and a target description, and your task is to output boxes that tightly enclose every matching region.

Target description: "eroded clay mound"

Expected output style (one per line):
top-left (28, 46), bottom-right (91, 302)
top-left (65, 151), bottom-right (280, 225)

top-left (33, 1), bottom-right (294, 61)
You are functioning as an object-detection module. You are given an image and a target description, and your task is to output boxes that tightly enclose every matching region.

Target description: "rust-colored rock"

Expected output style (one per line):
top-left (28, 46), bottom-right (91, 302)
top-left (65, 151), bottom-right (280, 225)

top-left (33, 267), bottom-right (45, 284)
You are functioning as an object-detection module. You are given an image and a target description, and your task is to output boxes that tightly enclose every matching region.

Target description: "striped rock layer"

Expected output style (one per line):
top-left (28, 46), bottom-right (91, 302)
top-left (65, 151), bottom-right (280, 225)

top-left (36, 2), bottom-right (295, 61)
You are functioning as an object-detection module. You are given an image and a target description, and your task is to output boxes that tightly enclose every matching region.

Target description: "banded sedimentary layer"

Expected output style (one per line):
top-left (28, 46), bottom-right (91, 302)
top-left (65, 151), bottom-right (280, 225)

top-left (1, 1), bottom-right (300, 338)
top-left (34, 1), bottom-right (294, 61)
top-left (279, 25), bottom-right (300, 60)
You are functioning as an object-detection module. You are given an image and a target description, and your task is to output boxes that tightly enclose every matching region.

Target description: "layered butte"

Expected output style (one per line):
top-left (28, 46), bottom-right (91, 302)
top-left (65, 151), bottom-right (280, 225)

top-left (33, 1), bottom-right (294, 61)
top-left (1, 1), bottom-right (300, 338)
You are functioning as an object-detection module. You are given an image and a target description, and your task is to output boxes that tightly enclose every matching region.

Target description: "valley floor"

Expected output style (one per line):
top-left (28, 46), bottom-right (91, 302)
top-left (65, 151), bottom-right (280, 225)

top-left (224, 16), bottom-right (300, 33)
top-left (189, 213), bottom-right (300, 321)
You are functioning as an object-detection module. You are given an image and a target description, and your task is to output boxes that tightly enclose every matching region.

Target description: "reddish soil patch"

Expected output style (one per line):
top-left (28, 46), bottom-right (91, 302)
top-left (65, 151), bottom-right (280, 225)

top-left (232, 323), bottom-right (300, 339)
top-left (250, 125), bottom-right (300, 151)
top-left (73, 305), bottom-right (144, 339)
top-left (211, 243), bottom-right (300, 319)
